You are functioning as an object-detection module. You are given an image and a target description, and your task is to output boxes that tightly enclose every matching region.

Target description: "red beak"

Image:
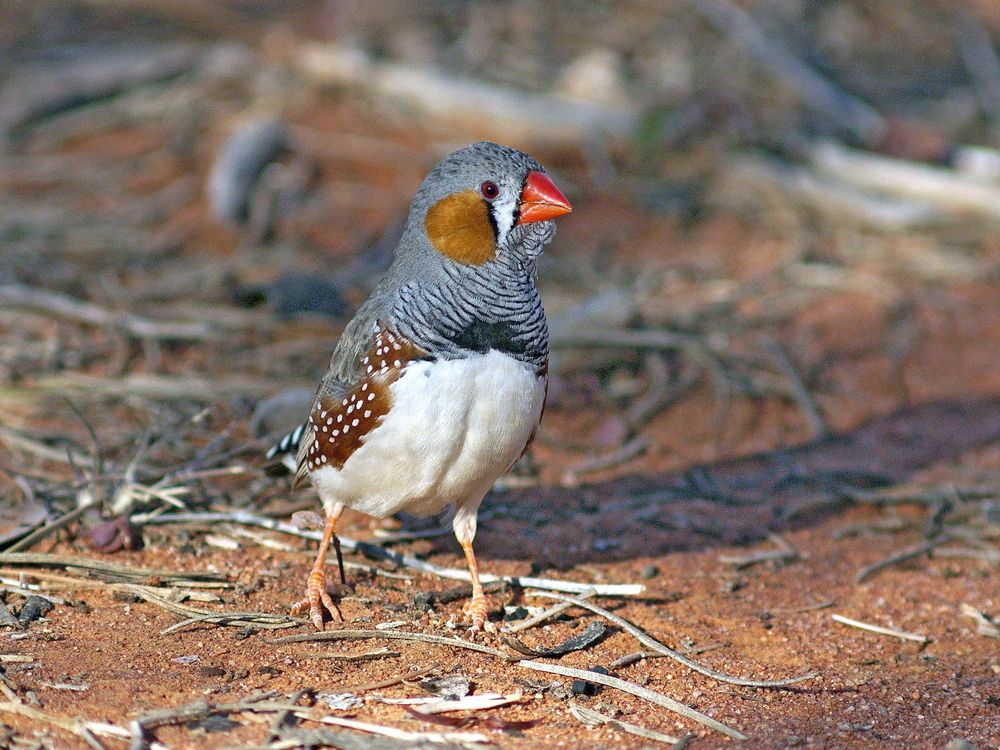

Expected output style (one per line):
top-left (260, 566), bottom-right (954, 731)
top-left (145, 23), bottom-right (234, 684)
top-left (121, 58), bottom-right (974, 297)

top-left (517, 171), bottom-right (572, 225)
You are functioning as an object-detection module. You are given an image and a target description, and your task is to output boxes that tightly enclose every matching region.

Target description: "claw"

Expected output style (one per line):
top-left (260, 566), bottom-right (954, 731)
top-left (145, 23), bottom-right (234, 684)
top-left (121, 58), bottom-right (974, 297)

top-left (463, 594), bottom-right (493, 636)
top-left (291, 567), bottom-right (346, 630)
top-left (292, 508), bottom-right (347, 630)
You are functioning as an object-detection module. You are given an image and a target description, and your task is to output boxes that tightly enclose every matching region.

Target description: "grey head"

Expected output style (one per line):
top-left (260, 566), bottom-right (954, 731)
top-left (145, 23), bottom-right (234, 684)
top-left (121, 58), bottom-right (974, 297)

top-left (393, 141), bottom-right (571, 273)
top-left (324, 142), bottom-right (571, 384)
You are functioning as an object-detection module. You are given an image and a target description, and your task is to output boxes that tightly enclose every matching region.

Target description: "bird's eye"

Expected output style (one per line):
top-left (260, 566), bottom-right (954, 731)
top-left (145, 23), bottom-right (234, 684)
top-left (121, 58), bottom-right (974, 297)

top-left (480, 181), bottom-right (500, 200)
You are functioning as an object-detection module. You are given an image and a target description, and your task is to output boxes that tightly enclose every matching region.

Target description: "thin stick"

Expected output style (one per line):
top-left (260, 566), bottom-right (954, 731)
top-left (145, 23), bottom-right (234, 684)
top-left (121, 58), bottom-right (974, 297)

top-left (570, 702), bottom-right (681, 745)
top-left (0, 426), bottom-right (95, 468)
top-left (719, 533), bottom-right (800, 569)
top-left (687, 0), bottom-right (885, 144)
top-left (0, 552), bottom-right (229, 587)
top-left (268, 629), bottom-right (516, 662)
top-left (333, 664), bottom-right (438, 694)
top-left (135, 698), bottom-right (304, 730)
top-left (0, 283), bottom-right (218, 341)
top-left (519, 661), bottom-right (745, 740)
top-left (563, 436), bottom-right (651, 480)
top-left (831, 614), bottom-right (929, 644)
top-left (5, 505), bottom-right (91, 553)
top-left (0, 701), bottom-right (131, 743)
top-left (761, 338), bottom-right (828, 439)
top-left (300, 647), bottom-right (399, 662)
top-left (854, 534), bottom-right (950, 583)
top-left (503, 589), bottom-right (596, 633)
top-left (528, 591), bottom-right (816, 688)
top-left (267, 688), bottom-right (307, 744)
top-left (608, 642), bottom-right (726, 669)
top-left (293, 712), bottom-right (490, 745)
top-left (136, 510), bottom-right (645, 596)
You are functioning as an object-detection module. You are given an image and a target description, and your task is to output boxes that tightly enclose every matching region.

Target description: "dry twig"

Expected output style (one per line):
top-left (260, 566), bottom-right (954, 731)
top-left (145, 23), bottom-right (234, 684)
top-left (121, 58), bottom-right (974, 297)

top-left (831, 614), bottom-right (930, 644)
top-left (569, 702), bottom-right (682, 745)
top-left (0, 552), bottom-right (229, 588)
top-left (519, 661), bottom-right (745, 740)
top-left (854, 534), bottom-right (950, 583)
top-left (0, 284), bottom-right (218, 341)
top-left (527, 591), bottom-right (816, 688)
top-left (719, 533), bottom-right (800, 569)
top-left (268, 629), bottom-right (516, 662)
top-left (136, 510), bottom-right (645, 596)
top-left (293, 711), bottom-right (490, 746)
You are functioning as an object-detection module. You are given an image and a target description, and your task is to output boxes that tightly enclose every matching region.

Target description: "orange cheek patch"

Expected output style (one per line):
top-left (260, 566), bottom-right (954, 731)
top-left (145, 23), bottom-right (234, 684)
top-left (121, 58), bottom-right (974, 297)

top-left (424, 190), bottom-right (496, 265)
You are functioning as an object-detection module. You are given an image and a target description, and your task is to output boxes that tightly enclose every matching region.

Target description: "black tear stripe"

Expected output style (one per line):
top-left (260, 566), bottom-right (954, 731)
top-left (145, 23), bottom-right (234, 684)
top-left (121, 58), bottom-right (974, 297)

top-left (450, 318), bottom-right (527, 357)
top-left (483, 198), bottom-right (499, 240)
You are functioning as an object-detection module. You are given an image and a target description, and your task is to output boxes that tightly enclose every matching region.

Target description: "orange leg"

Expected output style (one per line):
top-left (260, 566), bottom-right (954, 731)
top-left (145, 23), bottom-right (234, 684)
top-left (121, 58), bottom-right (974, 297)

top-left (460, 538), bottom-right (491, 633)
top-left (290, 507), bottom-right (346, 630)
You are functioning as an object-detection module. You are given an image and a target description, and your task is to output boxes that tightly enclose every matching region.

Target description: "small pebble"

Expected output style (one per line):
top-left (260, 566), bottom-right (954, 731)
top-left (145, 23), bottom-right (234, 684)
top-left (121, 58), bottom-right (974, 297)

top-left (17, 596), bottom-right (53, 626)
top-left (571, 666), bottom-right (609, 696)
top-left (640, 564), bottom-right (659, 579)
top-left (504, 606), bottom-right (529, 621)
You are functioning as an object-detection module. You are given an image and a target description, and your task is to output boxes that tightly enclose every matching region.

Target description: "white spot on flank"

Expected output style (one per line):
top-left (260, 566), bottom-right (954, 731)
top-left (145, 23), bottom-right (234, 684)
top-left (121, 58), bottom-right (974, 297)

top-left (337, 414), bottom-right (343, 422)
top-left (342, 398), bottom-right (348, 406)
top-left (352, 418), bottom-right (359, 427)
top-left (393, 360), bottom-right (401, 367)
top-left (332, 429), bottom-right (339, 436)
top-left (368, 392), bottom-right (375, 401)
top-left (361, 383), bottom-right (368, 391)
top-left (364, 410), bottom-right (371, 418)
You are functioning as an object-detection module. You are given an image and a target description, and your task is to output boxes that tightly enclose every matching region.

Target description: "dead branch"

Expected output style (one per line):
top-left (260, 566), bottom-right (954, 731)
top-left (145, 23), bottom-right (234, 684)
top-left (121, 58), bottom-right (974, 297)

top-left (830, 614), bottom-right (929, 644)
top-left (719, 533), bottom-right (800, 569)
top-left (0, 284), bottom-right (218, 341)
top-left (294, 42), bottom-right (636, 145)
top-left (520, 661), bottom-right (745, 740)
top-left (0, 552), bottom-right (230, 588)
top-left (268, 629), bottom-right (516, 662)
top-left (812, 140), bottom-right (1000, 221)
top-left (569, 702), bottom-right (682, 745)
top-left (134, 510), bottom-right (645, 596)
top-left (527, 590), bottom-right (816, 688)
top-left (687, 0), bottom-right (886, 144)
top-left (854, 534), bottom-right (951, 583)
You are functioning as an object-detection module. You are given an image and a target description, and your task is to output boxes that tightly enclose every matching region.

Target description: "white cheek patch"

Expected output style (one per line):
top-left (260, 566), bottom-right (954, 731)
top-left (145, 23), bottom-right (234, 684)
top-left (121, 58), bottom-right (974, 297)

top-left (490, 190), bottom-right (518, 247)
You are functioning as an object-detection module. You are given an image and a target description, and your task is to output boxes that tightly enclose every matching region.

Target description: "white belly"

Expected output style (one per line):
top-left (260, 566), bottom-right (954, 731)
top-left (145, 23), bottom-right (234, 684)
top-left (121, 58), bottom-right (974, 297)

top-left (310, 350), bottom-right (545, 518)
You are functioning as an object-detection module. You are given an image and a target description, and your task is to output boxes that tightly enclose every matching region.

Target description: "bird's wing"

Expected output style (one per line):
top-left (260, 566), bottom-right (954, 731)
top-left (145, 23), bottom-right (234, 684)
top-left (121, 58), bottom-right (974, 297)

top-left (291, 298), bottom-right (430, 489)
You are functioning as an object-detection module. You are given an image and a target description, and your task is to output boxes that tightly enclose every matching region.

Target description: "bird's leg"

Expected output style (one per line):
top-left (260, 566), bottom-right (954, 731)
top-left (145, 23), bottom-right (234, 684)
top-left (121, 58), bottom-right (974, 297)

top-left (460, 538), bottom-right (490, 633)
top-left (291, 504), bottom-right (346, 630)
top-left (453, 502), bottom-right (493, 634)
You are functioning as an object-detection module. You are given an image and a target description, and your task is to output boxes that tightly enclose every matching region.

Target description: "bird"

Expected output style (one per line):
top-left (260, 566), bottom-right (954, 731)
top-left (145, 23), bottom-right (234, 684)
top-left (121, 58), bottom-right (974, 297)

top-left (266, 141), bottom-right (571, 633)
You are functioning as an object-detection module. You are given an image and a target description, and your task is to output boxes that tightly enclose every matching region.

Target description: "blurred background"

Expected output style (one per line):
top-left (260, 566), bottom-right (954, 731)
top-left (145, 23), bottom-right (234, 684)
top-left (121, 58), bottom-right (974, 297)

top-left (3, 0), bottom-right (1000, 527)
top-left (3, 4), bottom-right (1000, 747)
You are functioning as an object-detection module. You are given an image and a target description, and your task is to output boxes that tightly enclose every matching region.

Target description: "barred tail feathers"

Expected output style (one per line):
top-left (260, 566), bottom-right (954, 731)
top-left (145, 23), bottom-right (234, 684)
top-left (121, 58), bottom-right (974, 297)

top-left (264, 422), bottom-right (306, 474)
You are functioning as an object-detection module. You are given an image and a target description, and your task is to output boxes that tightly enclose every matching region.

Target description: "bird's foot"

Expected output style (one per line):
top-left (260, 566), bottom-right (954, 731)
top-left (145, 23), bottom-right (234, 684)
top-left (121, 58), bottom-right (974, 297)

top-left (290, 567), bottom-right (349, 630)
top-left (462, 596), bottom-right (495, 637)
